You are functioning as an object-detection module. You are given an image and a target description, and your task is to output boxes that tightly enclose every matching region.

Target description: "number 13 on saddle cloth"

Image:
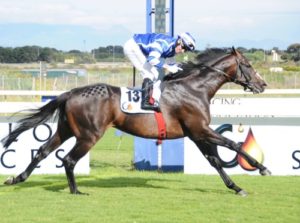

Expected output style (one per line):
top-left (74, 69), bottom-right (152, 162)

top-left (120, 87), bottom-right (155, 114)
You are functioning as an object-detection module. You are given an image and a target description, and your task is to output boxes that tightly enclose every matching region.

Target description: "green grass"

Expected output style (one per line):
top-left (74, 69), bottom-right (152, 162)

top-left (1, 129), bottom-right (300, 223)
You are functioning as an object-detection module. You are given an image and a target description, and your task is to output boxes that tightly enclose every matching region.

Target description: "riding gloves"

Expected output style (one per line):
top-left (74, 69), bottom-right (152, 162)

top-left (164, 64), bottom-right (183, 74)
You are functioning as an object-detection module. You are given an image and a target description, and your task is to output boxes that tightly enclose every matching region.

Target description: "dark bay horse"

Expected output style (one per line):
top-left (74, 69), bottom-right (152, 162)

top-left (1, 47), bottom-right (270, 196)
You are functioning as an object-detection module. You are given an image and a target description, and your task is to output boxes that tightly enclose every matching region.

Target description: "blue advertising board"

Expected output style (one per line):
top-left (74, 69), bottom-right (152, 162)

top-left (134, 137), bottom-right (184, 172)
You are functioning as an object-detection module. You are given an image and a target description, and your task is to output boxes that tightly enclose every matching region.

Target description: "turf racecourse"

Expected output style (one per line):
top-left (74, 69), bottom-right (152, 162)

top-left (0, 129), bottom-right (299, 223)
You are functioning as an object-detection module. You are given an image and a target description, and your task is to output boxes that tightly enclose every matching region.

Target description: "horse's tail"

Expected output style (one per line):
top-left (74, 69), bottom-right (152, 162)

top-left (1, 92), bottom-right (71, 149)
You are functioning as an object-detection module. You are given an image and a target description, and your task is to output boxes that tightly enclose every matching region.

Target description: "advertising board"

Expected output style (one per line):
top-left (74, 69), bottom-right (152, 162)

top-left (184, 124), bottom-right (300, 175)
top-left (185, 97), bottom-right (300, 175)
top-left (0, 123), bottom-right (89, 175)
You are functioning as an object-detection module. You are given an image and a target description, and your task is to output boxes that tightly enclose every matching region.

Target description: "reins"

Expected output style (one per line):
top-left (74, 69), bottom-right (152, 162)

top-left (201, 54), bottom-right (252, 90)
top-left (201, 65), bottom-right (233, 81)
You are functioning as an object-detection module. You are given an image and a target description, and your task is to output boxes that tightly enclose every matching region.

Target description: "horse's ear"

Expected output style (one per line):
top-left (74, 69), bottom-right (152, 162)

top-left (232, 46), bottom-right (237, 55)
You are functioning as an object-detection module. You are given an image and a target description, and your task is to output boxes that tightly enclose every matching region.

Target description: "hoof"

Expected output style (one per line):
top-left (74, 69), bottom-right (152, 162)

top-left (4, 176), bottom-right (15, 185)
top-left (71, 190), bottom-right (89, 195)
top-left (260, 168), bottom-right (272, 176)
top-left (237, 190), bottom-right (248, 197)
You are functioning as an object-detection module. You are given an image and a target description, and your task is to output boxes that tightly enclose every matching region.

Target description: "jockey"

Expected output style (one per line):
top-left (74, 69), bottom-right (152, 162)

top-left (124, 32), bottom-right (196, 111)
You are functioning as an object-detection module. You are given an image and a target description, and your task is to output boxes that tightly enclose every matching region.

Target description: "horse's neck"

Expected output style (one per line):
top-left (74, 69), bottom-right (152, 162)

top-left (162, 69), bottom-right (229, 102)
top-left (188, 71), bottom-right (228, 99)
top-left (202, 57), bottom-right (236, 98)
top-left (208, 75), bottom-right (228, 98)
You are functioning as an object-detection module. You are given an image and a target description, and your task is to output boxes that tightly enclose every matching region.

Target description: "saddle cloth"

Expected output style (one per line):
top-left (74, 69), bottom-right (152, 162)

top-left (120, 87), bottom-right (154, 114)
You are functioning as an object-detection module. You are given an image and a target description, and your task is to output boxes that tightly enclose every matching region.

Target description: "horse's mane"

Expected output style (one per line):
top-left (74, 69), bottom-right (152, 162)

top-left (163, 48), bottom-right (232, 81)
top-left (195, 48), bottom-right (232, 65)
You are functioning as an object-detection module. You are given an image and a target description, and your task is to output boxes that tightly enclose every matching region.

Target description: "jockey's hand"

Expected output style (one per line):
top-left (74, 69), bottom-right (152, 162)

top-left (165, 64), bottom-right (183, 74)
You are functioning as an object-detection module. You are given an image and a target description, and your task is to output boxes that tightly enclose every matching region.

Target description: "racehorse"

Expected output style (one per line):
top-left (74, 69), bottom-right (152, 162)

top-left (1, 47), bottom-right (271, 196)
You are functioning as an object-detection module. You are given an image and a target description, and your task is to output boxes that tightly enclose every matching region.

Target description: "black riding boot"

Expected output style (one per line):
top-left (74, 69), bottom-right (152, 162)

top-left (141, 78), bottom-right (160, 112)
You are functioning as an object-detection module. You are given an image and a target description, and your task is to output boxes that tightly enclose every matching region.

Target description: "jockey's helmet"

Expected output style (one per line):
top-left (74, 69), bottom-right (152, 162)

top-left (179, 32), bottom-right (196, 51)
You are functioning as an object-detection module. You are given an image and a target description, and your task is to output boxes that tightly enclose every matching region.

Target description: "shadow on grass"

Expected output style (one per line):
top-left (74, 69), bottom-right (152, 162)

top-left (1, 175), bottom-right (178, 194)
top-left (183, 187), bottom-right (233, 195)
top-left (0, 175), bottom-right (233, 196)
top-left (1, 174), bottom-right (232, 195)
top-left (90, 161), bottom-right (131, 169)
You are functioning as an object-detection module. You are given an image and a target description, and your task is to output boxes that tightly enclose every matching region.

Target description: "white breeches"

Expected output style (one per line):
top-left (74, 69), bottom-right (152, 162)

top-left (152, 80), bottom-right (161, 102)
top-left (124, 38), bottom-right (161, 101)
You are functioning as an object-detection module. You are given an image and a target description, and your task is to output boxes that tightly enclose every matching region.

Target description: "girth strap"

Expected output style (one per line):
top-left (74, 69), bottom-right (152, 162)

top-left (154, 111), bottom-right (166, 145)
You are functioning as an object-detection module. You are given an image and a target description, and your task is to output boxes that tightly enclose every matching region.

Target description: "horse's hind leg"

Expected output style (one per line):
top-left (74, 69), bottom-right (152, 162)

top-left (62, 139), bottom-right (97, 194)
top-left (195, 141), bottom-right (247, 196)
top-left (4, 131), bottom-right (67, 185)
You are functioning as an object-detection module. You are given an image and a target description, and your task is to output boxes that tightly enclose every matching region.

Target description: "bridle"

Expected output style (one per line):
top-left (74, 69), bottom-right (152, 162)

top-left (202, 53), bottom-right (253, 91)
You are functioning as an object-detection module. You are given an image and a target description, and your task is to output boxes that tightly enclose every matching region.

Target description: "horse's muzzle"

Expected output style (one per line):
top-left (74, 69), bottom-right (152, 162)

top-left (246, 81), bottom-right (267, 94)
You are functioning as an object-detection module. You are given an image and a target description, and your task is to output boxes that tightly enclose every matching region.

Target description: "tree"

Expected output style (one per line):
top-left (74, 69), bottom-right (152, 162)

top-left (287, 43), bottom-right (300, 53)
top-left (38, 48), bottom-right (55, 62)
top-left (283, 43), bottom-right (300, 62)
top-left (0, 47), bottom-right (15, 63)
top-left (14, 46), bottom-right (39, 63)
top-left (92, 47), bottom-right (109, 59)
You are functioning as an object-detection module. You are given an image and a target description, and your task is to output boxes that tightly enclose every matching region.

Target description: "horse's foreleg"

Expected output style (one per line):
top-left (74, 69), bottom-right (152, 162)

top-left (204, 128), bottom-right (271, 176)
top-left (195, 141), bottom-right (247, 196)
top-left (233, 142), bottom-right (271, 175)
top-left (206, 155), bottom-right (247, 196)
top-left (228, 141), bottom-right (271, 175)
top-left (4, 132), bottom-right (65, 185)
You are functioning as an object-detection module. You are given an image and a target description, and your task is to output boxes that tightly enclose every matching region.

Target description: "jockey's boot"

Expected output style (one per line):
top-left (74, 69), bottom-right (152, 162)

top-left (141, 78), bottom-right (160, 112)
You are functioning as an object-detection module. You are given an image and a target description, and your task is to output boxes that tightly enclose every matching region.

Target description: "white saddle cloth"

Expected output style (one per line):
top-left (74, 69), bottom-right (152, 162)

top-left (120, 87), bottom-right (154, 114)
